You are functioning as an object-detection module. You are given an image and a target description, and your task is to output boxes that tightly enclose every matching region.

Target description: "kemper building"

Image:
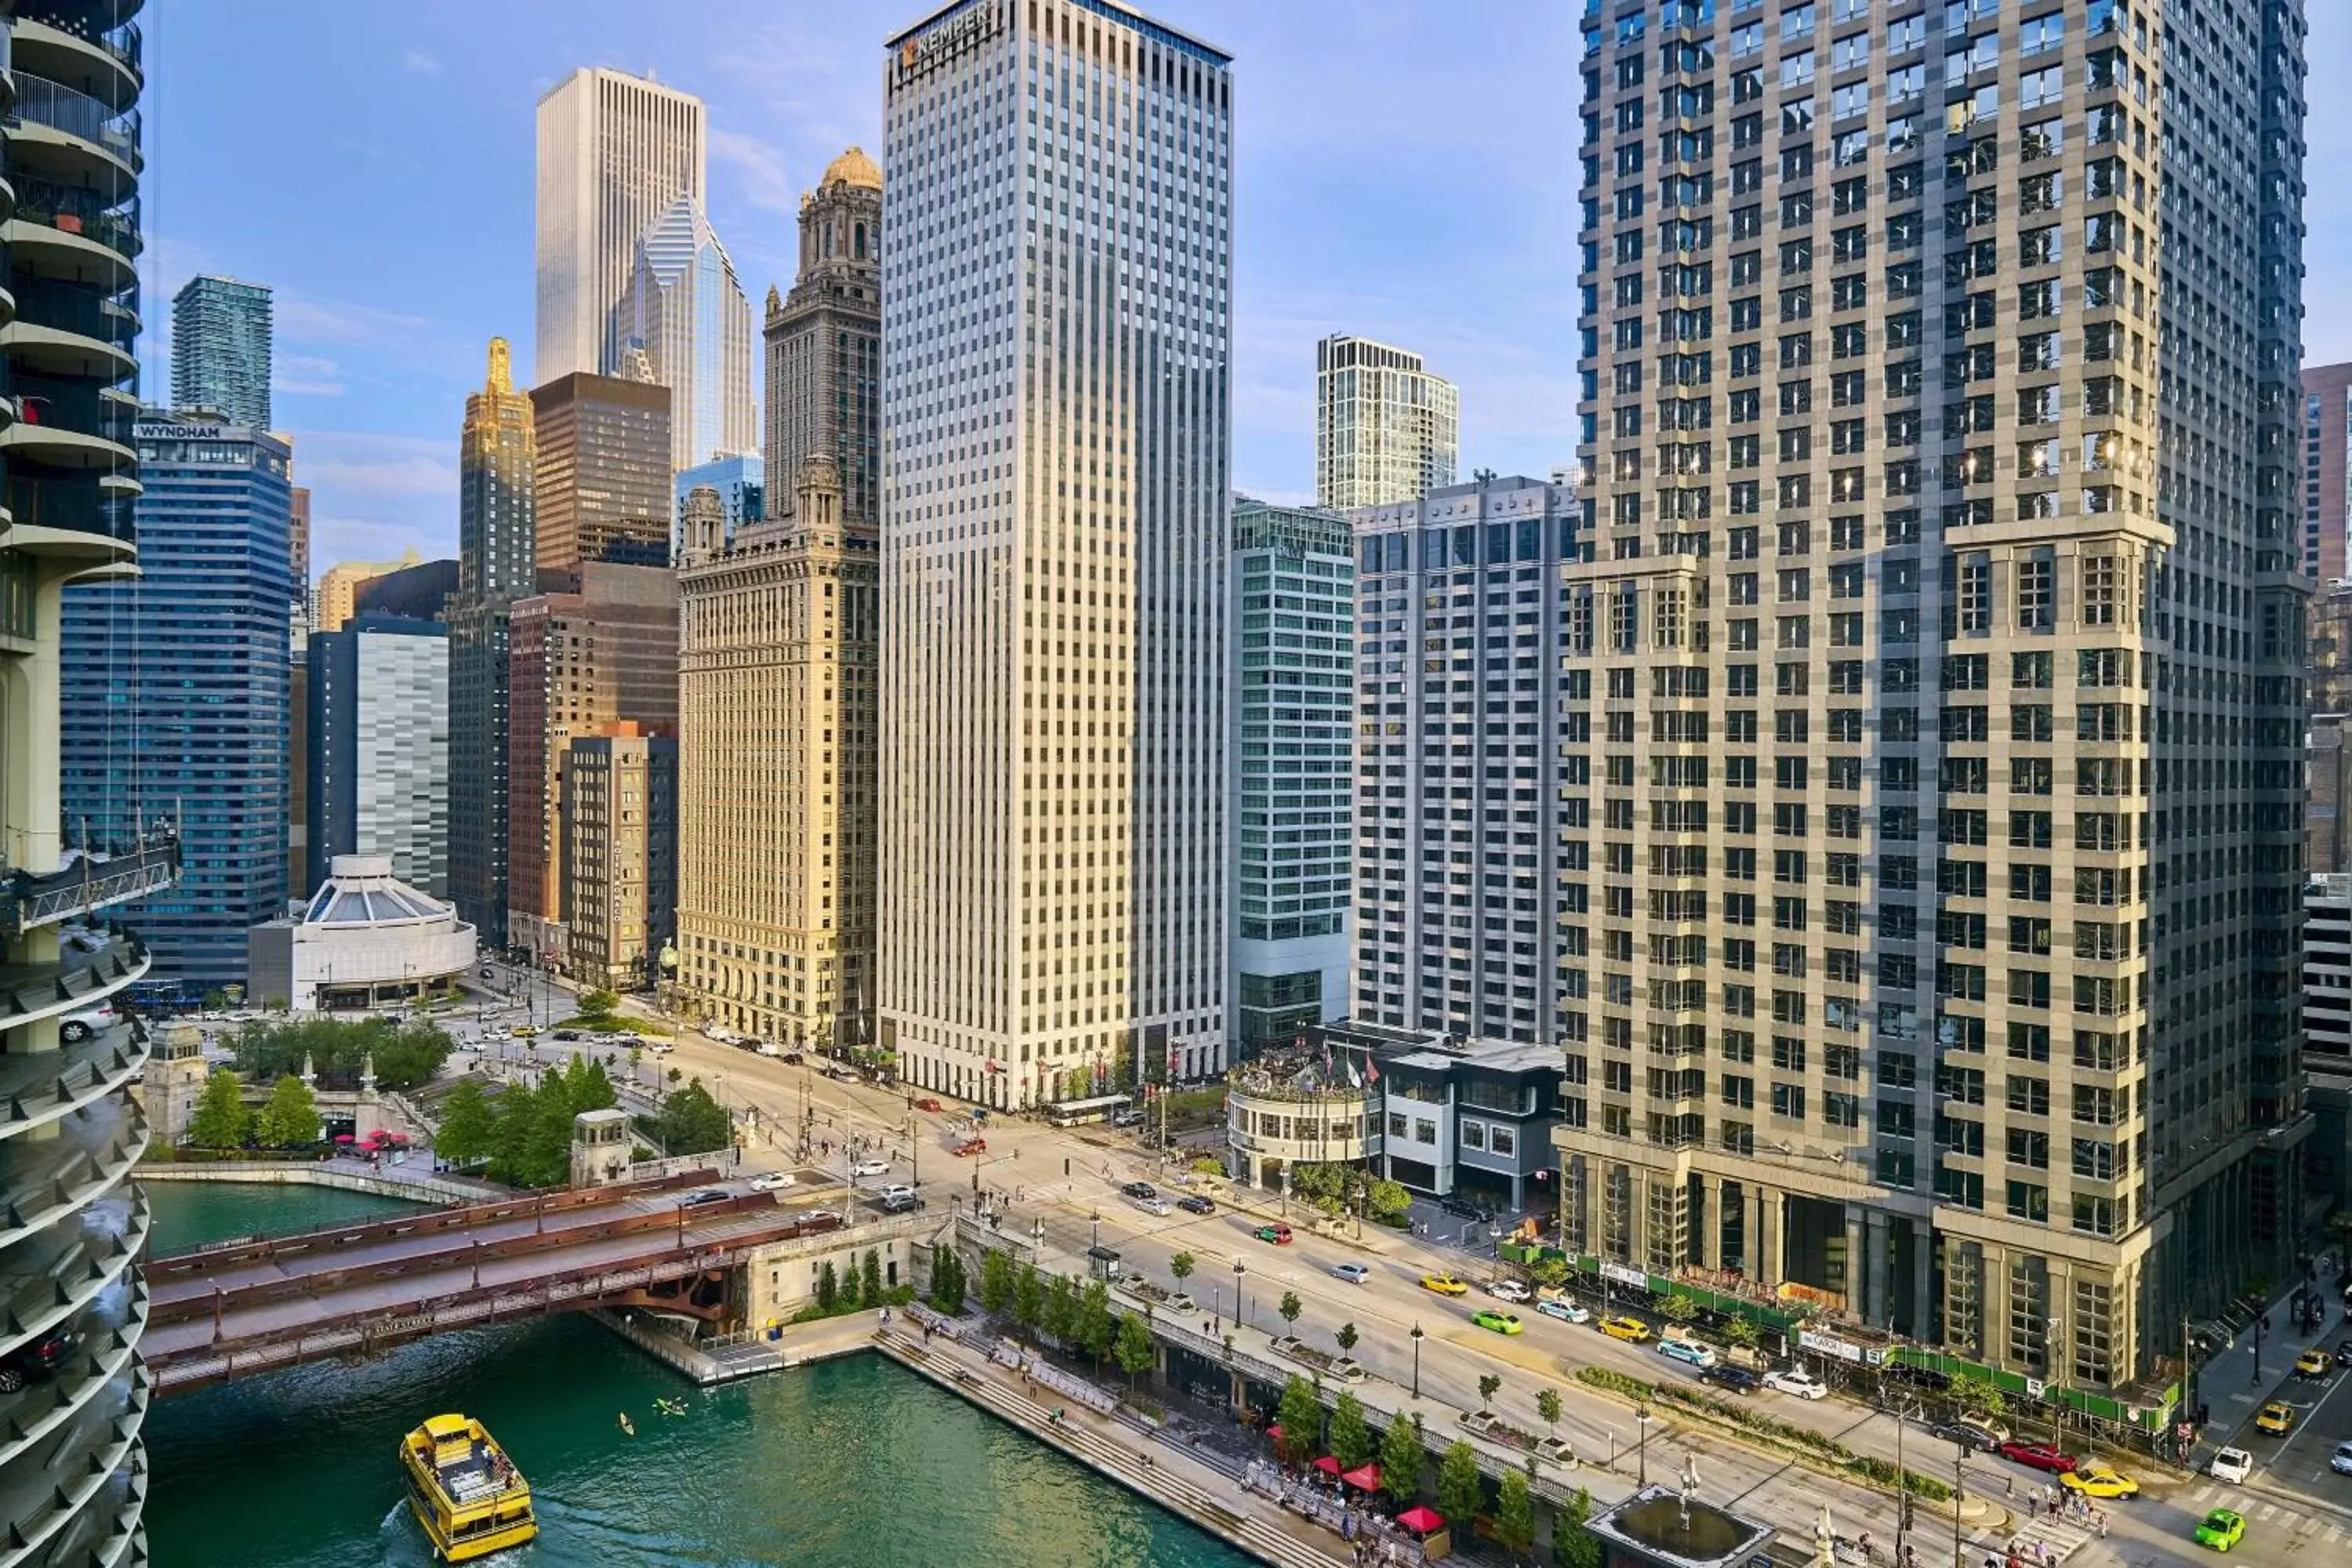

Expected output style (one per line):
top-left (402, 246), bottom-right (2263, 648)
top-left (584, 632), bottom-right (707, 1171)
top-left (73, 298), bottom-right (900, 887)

top-left (1557, 0), bottom-right (2310, 1399)
top-left (878, 0), bottom-right (1233, 1105)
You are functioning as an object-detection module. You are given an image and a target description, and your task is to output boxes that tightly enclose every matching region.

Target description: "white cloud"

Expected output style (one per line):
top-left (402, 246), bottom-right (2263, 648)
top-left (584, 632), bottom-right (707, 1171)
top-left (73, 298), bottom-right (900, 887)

top-left (276, 295), bottom-right (434, 349)
top-left (273, 353), bottom-right (345, 398)
top-left (291, 431), bottom-right (456, 499)
top-left (403, 49), bottom-right (441, 75)
top-left (711, 128), bottom-right (796, 217)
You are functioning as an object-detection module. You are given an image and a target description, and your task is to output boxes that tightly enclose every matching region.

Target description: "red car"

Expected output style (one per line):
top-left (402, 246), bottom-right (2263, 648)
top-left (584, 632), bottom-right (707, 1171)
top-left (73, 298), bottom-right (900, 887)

top-left (953, 1138), bottom-right (986, 1156)
top-left (1998, 1442), bottom-right (2079, 1474)
top-left (913, 1098), bottom-right (943, 1112)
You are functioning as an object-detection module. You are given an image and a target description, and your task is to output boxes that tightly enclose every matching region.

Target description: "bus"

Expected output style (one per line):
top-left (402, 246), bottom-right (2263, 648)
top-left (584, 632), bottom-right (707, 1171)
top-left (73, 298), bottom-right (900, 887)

top-left (1044, 1094), bottom-right (1131, 1128)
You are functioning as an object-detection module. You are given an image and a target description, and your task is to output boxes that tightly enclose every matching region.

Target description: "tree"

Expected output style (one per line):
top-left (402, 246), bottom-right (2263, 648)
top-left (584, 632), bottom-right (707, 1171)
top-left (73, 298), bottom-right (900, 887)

top-left (981, 1249), bottom-right (1016, 1315)
top-left (1113, 1312), bottom-right (1156, 1389)
top-left (1494, 1468), bottom-right (1535, 1559)
top-left (859, 1249), bottom-right (883, 1308)
top-left (1189, 1156), bottom-right (1223, 1178)
top-left (231, 1015), bottom-right (452, 1091)
top-left (1044, 1273), bottom-right (1079, 1345)
top-left (1436, 1441), bottom-right (1483, 1534)
top-left (1478, 1373), bottom-right (1503, 1413)
top-left (1557, 1486), bottom-right (1602, 1568)
top-left (647, 1076), bottom-right (731, 1156)
top-left (1659, 1293), bottom-right (1700, 1325)
top-left (1014, 1263), bottom-right (1045, 1332)
top-left (1278, 1290), bottom-right (1304, 1338)
top-left (255, 1073), bottom-right (320, 1148)
top-left (1276, 1374), bottom-right (1323, 1463)
top-left (1529, 1254), bottom-right (1572, 1292)
top-left (1380, 1412), bottom-right (1423, 1505)
top-left (431, 1080), bottom-right (497, 1169)
top-left (816, 1261), bottom-right (840, 1311)
top-left (1955, 1377), bottom-right (2007, 1419)
top-left (186, 1069), bottom-right (252, 1149)
top-left (1170, 1250), bottom-right (1196, 1293)
top-left (1722, 1315), bottom-right (1762, 1348)
top-left (1078, 1279), bottom-right (1115, 1366)
top-left (1364, 1178), bottom-right (1414, 1225)
top-left (1537, 1386), bottom-right (1564, 1440)
top-left (1337, 1321), bottom-right (1360, 1359)
top-left (1328, 1392), bottom-right (1373, 1469)
top-left (579, 989), bottom-right (622, 1018)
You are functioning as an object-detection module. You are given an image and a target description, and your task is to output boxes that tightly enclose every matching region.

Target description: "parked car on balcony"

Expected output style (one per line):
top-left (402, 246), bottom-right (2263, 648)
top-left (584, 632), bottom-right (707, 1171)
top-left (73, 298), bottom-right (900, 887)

top-left (57, 1004), bottom-right (114, 1043)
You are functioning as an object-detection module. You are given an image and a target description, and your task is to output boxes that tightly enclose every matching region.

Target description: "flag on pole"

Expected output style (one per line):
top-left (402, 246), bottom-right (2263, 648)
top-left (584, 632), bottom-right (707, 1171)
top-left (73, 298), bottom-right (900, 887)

top-left (1366, 1055), bottom-right (1380, 1086)
top-left (1347, 1058), bottom-right (1363, 1088)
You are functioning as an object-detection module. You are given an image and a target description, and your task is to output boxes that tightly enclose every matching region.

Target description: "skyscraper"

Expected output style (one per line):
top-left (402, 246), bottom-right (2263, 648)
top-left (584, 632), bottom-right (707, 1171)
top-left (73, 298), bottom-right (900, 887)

top-left (880, 0), bottom-right (1233, 1107)
top-left (535, 67), bottom-right (706, 385)
top-left (673, 451), bottom-right (764, 559)
top-left (564, 725), bottom-right (678, 989)
top-left (1348, 477), bottom-right (1573, 1046)
top-left (531, 370), bottom-right (673, 572)
top-left (64, 411), bottom-right (294, 985)
top-left (316, 546), bottom-right (423, 634)
top-left (1315, 334), bottom-right (1458, 510)
top-left (1557, 0), bottom-right (2309, 1396)
top-left (307, 614), bottom-right (450, 897)
top-left (612, 192), bottom-right (756, 471)
top-left (0, 1), bottom-right (161, 1539)
top-left (449, 338), bottom-right (538, 948)
top-left (1228, 499), bottom-right (1354, 1059)
top-left (764, 147), bottom-right (883, 532)
top-left (171, 273), bottom-right (274, 428)
top-left (2304, 363), bottom-right (2352, 583)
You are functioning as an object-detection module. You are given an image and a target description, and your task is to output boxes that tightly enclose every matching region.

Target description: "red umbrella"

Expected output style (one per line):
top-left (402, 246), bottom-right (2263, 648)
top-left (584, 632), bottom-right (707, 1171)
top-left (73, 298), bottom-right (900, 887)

top-left (1265, 1424), bottom-right (1282, 1442)
top-left (1312, 1455), bottom-right (1342, 1476)
top-left (1397, 1506), bottom-right (1446, 1535)
top-left (1342, 1463), bottom-right (1382, 1490)
top-left (332, 1134), bottom-right (355, 1144)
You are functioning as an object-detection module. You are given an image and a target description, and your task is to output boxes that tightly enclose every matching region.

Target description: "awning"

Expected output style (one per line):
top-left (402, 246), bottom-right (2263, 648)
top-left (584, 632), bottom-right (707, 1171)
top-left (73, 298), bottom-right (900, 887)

top-left (1312, 1455), bottom-right (1342, 1476)
top-left (1397, 1506), bottom-right (1446, 1534)
top-left (1342, 1463), bottom-right (1382, 1490)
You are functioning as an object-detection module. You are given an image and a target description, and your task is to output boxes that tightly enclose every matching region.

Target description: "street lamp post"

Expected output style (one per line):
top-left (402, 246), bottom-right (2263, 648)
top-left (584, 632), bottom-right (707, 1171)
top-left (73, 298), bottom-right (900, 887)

top-left (1234, 1259), bottom-right (1247, 1330)
top-left (1949, 1446), bottom-right (1968, 1568)
top-left (1637, 1406), bottom-right (1652, 1486)
top-left (1410, 1323), bottom-right (1425, 1399)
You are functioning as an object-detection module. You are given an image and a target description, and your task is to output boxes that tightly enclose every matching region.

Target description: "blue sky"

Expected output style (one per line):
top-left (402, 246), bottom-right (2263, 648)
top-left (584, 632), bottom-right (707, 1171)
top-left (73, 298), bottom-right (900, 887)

top-left (147, 1), bottom-right (2352, 578)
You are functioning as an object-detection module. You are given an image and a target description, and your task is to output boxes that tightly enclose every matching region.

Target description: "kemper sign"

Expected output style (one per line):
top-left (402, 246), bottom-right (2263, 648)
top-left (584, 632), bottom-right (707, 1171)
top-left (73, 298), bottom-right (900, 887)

top-left (895, 3), bottom-right (1000, 83)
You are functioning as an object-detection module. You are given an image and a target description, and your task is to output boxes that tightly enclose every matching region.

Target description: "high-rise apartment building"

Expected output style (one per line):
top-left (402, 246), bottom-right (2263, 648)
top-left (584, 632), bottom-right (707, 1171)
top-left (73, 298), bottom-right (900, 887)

top-left (64, 411), bottom-right (294, 986)
top-left (531, 371), bottom-right (673, 572)
top-left (1228, 498), bottom-right (1354, 1058)
top-left (0, 2), bottom-right (162, 1542)
top-left (1350, 477), bottom-right (1572, 1046)
top-left (535, 66), bottom-right (706, 385)
top-left (450, 338), bottom-right (539, 948)
top-left (2303, 363), bottom-right (2352, 583)
top-left (1558, 0), bottom-right (2310, 1396)
top-left (307, 614), bottom-right (450, 897)
top-left (316, 547), bottom-right (424, 634)
top-left (1316, 334), bottom-right (1459, 510)
top-left (765, 147), bottom-right (883, 533)
top-left (289, 483), bottom-right (311, 601)
top-left (504, 562), bottom-right (679, 967)
top-left (170, 273), bottom-right (273, 429)
top-left (673, 452), bottom-right (764, 559)
top-left (880, 0), bottom-right (1232, 1106)
top-left (564, 726), bottom-right (677, 989)
top-left (612, 193), bottom-right (756, 471)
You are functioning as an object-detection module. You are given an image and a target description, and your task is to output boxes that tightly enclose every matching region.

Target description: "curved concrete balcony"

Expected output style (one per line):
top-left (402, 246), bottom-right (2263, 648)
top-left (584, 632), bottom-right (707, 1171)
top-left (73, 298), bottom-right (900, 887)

top-left (0, 1276), bottom-right (145, 1478)
top-left (0, 934), bottom-right (148, 1035)
top-left (8, 73), bottom-right (139, 180)
top-left (9, 20), bottom-right (137, 114)
top-left (0, 1377), bottom-right (143, 1568)
top-left (1, 310), bottom-right (131, 383)
top-left (0, 1094), bottom-right (143, 1252)
top-left (5, 183), bottom-right (139, 277)
top-left (0, 1185), bottom-right (140, 1365)
top-left (0, 389), bottom-right (132, 474)
top-left (0, 1023), bottom-right (147, 1142)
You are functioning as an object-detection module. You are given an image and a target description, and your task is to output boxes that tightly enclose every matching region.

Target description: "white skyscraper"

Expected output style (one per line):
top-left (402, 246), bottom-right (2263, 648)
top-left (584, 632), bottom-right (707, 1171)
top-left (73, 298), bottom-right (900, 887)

top-left (1315, 334), bottom-right (1458, 510)
top-left (880, 0), bottom-right (1233, 1110)
top-left (614, 193), bottom-right (757, 470)
top-left (535, 67), bottom-right (706, 386)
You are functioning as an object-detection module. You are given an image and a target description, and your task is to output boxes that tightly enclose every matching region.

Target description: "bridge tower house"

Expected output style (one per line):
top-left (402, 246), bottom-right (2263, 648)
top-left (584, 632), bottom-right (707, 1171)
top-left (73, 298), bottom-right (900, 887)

top-left (571, 1106), bottom-right (633, 1187)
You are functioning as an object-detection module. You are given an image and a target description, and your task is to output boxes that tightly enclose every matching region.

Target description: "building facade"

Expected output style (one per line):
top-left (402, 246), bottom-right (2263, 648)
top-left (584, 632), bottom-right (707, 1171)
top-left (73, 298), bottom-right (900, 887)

top-left (0, 0), bottom-right (162, 1540)
top-left (1349, 477), bottom-right (1573, 1046)
top-left (307, 614), bottom-right (449, 897)
top-left (352, 557), bottom-right (459, 623)
top-left (677, 455), bottom-right (879, 1048)
top-left (534, 66), bottom-right (706, 385)
top-left (504, 561), bottom-right (679, 967)
top-left (612, 193), bottom-right (756, 472)
top-left (1315, 334), bottom-right (1458, 510)
top-left (1559, 0), bottom-right (2311, 1395)
top-left (2304, 363), bottom-right (2352, 584)
top-left (764, 147), bottom-right (882, 534)
top-left (450, 339), bottom-right (539, 949)
top-left (531, 370), bottom-right (673, 572)
top-left (64, 412), bottom-right (293, 986)
top-left (880, 0), bottom-right (1232, 1109)
top-left (1228, 498), bottom-right (1353, 1061)
top-left (673, 452), bottom-right (764, 560)
top-left (316, 547), bottom-right (423, 634)
top-left (170, 273), bottom-right (273, 429)
top-left (564, 728), bottom-right (677, 989)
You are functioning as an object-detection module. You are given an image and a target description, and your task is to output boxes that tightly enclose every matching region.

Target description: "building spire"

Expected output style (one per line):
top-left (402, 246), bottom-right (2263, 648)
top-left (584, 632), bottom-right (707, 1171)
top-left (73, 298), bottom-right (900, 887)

top-left (487, 336), bottom-right (514, 396)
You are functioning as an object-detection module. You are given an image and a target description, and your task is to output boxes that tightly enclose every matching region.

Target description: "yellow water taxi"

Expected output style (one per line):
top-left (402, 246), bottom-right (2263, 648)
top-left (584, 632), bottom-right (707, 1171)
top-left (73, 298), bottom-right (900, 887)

top-left (400, 1413), bottom-right (538, 1562)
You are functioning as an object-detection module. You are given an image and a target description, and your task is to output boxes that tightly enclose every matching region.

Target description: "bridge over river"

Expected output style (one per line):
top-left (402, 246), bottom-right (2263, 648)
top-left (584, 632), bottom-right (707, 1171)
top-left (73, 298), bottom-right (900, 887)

top-left (143, 1171), bottom-right (846, 1395)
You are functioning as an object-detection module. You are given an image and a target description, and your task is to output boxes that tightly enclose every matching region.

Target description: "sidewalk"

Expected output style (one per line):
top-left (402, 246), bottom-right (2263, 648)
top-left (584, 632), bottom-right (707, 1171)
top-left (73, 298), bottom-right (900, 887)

top-left (2193, 1276), bottom-right (2343, 1458)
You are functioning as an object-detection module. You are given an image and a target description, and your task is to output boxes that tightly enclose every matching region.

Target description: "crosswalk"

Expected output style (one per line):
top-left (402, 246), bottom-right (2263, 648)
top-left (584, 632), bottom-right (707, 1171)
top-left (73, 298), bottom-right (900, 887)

top-left (1998, 1513), bottom-right (2096, 1563)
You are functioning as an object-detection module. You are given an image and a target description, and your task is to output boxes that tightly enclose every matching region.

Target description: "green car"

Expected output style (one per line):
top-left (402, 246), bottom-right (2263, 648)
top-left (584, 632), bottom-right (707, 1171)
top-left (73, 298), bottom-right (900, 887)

top-left (2195, 1509), bottom-right (2245, 1552)
top-left (1469, 1308), bottom-right (1524, 1336)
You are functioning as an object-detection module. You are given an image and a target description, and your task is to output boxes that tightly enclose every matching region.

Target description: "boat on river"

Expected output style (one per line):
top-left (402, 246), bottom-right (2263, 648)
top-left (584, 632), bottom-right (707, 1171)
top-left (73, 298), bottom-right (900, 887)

top-left (399, 1413), bottom-right (538, 1562)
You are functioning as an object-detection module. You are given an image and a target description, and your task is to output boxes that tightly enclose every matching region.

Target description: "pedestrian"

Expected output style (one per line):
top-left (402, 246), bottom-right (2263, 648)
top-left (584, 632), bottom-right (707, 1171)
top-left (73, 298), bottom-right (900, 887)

top-left (2004, 1475), bottom-right (2013, 1498)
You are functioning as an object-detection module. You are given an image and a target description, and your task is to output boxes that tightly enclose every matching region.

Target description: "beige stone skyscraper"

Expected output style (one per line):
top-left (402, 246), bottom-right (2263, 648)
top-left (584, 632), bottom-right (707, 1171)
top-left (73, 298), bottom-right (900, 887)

top-left (675, 457), bottom-right (878, 1048)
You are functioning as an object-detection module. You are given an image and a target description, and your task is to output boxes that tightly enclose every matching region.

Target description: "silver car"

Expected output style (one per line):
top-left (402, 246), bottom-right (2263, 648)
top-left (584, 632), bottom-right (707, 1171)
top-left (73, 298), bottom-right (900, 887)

top-left (1330, 1262), bottom-right (1372, 1285)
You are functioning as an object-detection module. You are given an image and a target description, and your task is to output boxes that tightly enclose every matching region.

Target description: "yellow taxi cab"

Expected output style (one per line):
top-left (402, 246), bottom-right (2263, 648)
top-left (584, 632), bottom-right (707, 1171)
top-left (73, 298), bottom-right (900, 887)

top-left (2255, 1401), bottom-right (2297, 1436)
top-left (2060, 1464), bottom-right (2140, 1500)
top-left (1599, 1315), bottom-right (1653, 1342)
top-left (1418, 1272), bottom-right (1470, 1297)
top-left (2296, 1348), bottom-right (2332, 1378)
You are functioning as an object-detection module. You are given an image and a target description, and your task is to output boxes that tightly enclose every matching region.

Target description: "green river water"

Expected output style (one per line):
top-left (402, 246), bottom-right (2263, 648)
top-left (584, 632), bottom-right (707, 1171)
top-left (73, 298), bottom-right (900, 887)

top-left (141, 1182), bottom-right (1254, 1568)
